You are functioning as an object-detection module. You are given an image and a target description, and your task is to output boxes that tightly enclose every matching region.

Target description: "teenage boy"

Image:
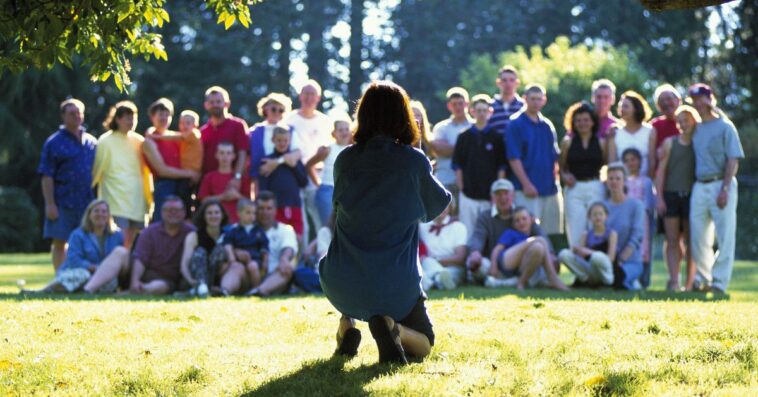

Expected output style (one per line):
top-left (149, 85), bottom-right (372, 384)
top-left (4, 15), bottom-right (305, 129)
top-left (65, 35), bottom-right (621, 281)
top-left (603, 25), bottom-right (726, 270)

top-left (452, 94), bottom-right (507, 238)
top-left (431, 87), bottom-right (472, 209)
top-left (198, 141), bottom-right (251, 223)
top-left (487, 65), bottom-right (524, 135)
top-left (506, 84), bottom-right (563, 234)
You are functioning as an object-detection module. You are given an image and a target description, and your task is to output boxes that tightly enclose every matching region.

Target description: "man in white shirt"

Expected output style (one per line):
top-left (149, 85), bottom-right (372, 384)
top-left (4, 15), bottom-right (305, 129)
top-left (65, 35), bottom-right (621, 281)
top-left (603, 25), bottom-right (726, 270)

top-left (431, 87), bottom-right (472, 213)
top-left (247, 191), bottom-right (299, 296)
top-left (283, 80), bottom-right (334, 236)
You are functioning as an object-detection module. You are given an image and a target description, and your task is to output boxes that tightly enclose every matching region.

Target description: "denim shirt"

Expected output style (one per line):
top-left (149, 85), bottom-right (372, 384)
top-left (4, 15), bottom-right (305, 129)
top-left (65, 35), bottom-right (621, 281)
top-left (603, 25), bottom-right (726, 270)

top-left (319, 136), bottom-right (451, 321)
top-left (58, 227), bottom-right (124, 274)
top-left (37, 128), bottom-right (97, 209)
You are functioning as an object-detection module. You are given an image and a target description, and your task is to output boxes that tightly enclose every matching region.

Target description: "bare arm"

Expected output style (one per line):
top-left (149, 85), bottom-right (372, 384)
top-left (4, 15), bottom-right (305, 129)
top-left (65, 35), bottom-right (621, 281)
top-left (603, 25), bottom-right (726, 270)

top-left (558, 137), bottom-right (575, 187)
top-left (179, 232), bottom-right (198, 286)
top-left (647, 127), bottom-right (657, 178)
top-left (607, 128), bottom-right (618, 164)
top-left (306, 146), bottom-right (330, 186)
top-left (489, 244), bottom-right (505, 277)
top-left (41, 176), bottom-right (58, 220)
top-left (455, 169), bottom-right (463, 190)
top-left (571, 231), bottom-right (593, 257)
top-left (130, 259), bottom-right (146, 293)
top-left (143, 139), bottom-right (199, 181)
top-left (235, 150), bottom-right (247, 177)
top-left (431, 139), bottom-right (455, 157)
top-left (717, 158), bottom-right (739, 208)
top-left (607, 231), bottom-right (618, 263)
top-left (655, 139), bottom-right (672, 215)
top-left (438, 246), bottom-right (467, 267)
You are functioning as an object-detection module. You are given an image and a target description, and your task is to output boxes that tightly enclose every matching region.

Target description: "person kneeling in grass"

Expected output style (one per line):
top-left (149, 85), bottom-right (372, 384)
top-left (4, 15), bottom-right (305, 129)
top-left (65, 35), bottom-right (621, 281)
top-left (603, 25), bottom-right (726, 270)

top-left (558, 202), bottom-right (617, 287)
top-left (319, 81), bottom-right (451, 364)
top-left (486, 206), bottom-right (569, 291)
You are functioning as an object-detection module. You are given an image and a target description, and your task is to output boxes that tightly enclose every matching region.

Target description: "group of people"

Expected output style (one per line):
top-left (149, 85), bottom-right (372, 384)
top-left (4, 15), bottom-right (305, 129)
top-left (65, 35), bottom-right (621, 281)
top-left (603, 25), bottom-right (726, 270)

top-left (32, 66), bottom-right (743, 302)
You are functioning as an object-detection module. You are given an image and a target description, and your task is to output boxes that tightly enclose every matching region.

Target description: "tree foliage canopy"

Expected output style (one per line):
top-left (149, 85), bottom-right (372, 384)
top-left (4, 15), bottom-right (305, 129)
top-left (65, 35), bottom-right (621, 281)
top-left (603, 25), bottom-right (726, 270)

top-left (0, 0), bottom-right (257, 91)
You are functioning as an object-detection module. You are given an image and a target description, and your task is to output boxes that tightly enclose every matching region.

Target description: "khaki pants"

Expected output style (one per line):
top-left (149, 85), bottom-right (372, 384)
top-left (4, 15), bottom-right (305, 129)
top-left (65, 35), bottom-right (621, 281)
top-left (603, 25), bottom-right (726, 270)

top-left (558, 249), bottom-right (613, 285)
top-left (514, 190), bottom-right (563, 234)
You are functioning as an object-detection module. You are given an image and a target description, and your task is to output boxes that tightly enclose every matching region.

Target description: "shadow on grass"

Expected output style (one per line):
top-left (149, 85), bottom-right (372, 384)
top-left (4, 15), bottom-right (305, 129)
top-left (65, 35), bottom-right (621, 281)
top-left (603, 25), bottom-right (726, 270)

top-left (238, 355), bottom-right (394, 397)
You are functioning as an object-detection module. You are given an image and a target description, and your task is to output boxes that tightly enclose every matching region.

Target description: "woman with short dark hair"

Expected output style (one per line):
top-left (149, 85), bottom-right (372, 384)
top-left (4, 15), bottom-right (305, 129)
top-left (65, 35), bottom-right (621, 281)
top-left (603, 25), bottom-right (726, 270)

top-left (319, 81), bottom-right (451, 364)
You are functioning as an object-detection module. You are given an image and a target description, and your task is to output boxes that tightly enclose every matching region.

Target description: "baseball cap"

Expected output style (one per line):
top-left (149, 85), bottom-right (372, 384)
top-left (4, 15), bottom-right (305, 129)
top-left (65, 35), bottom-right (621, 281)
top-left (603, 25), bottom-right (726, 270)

top-left (490, 179), bottom-right (514, 194)
top-left (687, 83), bottom-right (712, 98)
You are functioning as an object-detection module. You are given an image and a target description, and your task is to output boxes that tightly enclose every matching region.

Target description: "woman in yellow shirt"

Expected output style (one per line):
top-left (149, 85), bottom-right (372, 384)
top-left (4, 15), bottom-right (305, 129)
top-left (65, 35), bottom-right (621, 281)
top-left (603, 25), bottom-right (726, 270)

top-left (92, 100), bottom-right (152, 248)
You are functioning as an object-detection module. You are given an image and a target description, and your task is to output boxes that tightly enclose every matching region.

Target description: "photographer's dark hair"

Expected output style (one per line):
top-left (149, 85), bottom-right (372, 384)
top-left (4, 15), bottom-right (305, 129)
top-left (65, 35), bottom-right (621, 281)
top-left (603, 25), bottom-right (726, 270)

top-left (352, 81), bottom-right (420, 147)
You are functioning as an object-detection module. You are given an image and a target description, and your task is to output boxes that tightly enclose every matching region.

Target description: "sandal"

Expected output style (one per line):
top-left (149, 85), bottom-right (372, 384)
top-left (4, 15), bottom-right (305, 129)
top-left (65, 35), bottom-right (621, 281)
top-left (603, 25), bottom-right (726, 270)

top-left (368, 315), bottom-right (408, 364)
top-left (335, 328), bottom-right (361, 357)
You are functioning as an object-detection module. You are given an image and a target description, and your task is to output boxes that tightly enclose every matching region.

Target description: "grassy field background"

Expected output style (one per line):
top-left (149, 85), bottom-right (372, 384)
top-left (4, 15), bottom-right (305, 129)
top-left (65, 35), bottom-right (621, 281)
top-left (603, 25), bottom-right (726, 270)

top-left (1, 254), bottom-right (756, 396)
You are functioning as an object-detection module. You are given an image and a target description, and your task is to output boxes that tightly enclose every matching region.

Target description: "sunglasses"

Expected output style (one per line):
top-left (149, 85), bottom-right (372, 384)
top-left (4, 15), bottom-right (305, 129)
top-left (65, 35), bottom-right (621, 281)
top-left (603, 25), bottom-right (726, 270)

top-left (269, 107), bottom-right (285, 114)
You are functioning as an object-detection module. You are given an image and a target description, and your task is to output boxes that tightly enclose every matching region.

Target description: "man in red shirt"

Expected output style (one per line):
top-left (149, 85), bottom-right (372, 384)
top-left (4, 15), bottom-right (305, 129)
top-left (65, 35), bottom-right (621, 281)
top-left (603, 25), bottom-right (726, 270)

top-left (651, 84), bottom-right (682, 161)
top-left (200, 86), bottom-right (250, 195)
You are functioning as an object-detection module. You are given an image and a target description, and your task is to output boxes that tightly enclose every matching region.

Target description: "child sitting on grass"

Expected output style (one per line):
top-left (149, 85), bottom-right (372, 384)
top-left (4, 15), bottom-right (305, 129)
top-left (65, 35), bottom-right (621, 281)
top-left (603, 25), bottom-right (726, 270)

top-left (558, 202), bottom-right (618, 287)
top-left (486, 207), bottom-right (569, 291)
top-left (224, 199), bottom-right (269, 289)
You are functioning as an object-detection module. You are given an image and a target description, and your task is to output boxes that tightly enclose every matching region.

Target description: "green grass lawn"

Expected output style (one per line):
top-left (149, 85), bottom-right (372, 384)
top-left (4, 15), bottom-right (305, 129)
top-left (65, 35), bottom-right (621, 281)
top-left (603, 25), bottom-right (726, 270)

top-left (0, 254), bottom-right (756, 396)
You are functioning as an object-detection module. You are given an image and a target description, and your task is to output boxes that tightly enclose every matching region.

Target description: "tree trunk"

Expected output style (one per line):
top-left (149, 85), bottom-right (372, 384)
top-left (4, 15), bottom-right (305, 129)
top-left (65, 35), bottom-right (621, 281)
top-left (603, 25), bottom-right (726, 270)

top-left (348, 0), bottom-right (364, 109)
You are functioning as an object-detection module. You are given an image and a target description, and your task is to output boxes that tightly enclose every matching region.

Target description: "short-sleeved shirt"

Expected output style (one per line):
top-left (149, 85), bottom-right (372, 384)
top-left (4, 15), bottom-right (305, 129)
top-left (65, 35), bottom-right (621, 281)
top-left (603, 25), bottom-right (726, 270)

top-left (284, 111), bottom-right (333, 163)
top-left (432, 118), bottom-right (472, 186)
top-left (198, 170), bottom-right (251, 223)
top-left (132, 221), bottom-right (196, 283)
top-left (487, 95), bottom-right (524, 135)
top-left (597, 114), bottom-right (619, 139)
top-left (496, 228), bottom-right (529, 249)
top-left (200, 116), bottom-right (250, 174)
top-left (452, 125), bottom-right (507, 200)
top-left (263, 222), bottom-right (298, 274)
top-left (223, 223), bottom-right (269, 259)
top-left (651, 116), bottom-right (680, 149)
top-left (505, 112), bottom-right (560, 195)
top-left (37, 128), bottom-right (97, 209)
top-left (92, 130), bottom-right (151, 222)
top-left (419, 217), bottom-right (467, 260)
top-left (692, 117), bottom-right (745, 181)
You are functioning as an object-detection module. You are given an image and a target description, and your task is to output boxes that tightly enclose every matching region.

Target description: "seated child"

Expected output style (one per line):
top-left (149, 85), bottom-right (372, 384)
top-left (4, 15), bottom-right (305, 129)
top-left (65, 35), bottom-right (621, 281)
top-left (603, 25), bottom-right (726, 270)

top-left (486, 206), bottom-right (569, 291)
top-left (223, 199), bottom-right (269, 288)
top-left (258, 126), bottom-right (308, 238)
top-left (558, 202), bottom-right (618, 287)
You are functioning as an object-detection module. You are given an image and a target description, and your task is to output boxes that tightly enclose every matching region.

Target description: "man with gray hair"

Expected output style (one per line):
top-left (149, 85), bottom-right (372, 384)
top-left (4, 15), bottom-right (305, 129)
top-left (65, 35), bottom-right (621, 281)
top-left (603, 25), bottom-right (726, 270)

top-left (590, 79), bottom-right (619, 138)
top-left (284, 80), bottom-right (333, 234)
top-left (687, 84), bottom-right (744, 293)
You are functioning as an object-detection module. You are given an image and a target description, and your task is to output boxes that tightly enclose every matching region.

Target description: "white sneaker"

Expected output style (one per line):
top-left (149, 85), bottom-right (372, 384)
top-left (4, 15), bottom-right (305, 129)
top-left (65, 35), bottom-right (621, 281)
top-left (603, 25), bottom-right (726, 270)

top-left (485, 276), bottom-right (519, 288)
top-left (196, 282), bottom-right (209, 298)
top-left (435, 270), bottom-right (455, 290)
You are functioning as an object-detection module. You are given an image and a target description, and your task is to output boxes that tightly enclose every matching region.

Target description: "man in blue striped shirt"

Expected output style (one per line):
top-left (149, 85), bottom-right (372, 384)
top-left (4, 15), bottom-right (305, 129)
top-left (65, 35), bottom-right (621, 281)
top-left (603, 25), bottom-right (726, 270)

top-left (487, 65), bottom-right (525, 135)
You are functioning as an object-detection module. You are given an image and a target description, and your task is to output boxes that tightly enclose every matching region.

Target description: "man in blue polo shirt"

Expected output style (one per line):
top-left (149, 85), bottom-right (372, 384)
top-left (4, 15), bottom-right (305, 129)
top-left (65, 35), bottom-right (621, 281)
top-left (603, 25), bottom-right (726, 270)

top-left (38, 98), bottom-right (98, 270)
top-left (505, 84), bottom-right (563, 234)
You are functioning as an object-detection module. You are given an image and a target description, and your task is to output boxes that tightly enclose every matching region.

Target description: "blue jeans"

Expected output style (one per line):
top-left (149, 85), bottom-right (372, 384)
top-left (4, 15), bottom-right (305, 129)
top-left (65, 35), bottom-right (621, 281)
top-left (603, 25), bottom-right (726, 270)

top-left (314, 184), bottom-right (334, 226)
top-left (614, 260), bottom-right (643, 290)
top-left (152, 178), bottom-right (191, 223)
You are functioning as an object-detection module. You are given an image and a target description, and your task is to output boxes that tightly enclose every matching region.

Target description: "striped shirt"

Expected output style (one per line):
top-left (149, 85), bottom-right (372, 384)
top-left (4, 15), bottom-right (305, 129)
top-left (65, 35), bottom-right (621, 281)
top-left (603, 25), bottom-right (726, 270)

top-left (487, 95), bottom-right (524, 135)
